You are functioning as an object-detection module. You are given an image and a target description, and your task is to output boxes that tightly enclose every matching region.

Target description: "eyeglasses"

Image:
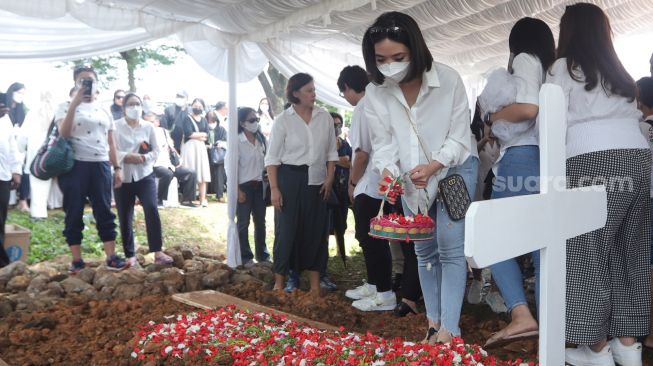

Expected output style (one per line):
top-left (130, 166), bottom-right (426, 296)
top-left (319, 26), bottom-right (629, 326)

top-left (246, 117), bottom-right (260, 123)
top-left (338, 91), bottom-right (345, 98)
top-left (116, 95), bottom-right (125, 100)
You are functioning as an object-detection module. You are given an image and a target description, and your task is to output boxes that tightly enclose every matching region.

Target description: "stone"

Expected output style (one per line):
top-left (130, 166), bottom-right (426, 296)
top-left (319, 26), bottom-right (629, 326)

top-left (28, 262), bottom-right (60, 279)
top-left (0, 296), bottom-right (15, 317)
top-left (199, 250), bottom-right (225, 261)
top-left (97, 286), bottom-right (114, 301)
top-left (7, 275), bottom-right (32, 292)
top-left (171, 252), bottom-right (185, 269)
top-left (181, 248), bottom-right (195, 260)
top-left (49, 273), bottom-right (68, 282)
top-left (93, 268), bottom-right (121, 290)
top-left (0, 261), bottom-right (27, 283)
top-left (61, 277), bottom-right (94, 295)
top-left (231, 272), bottom-right (262, 286)
top-left (160, 268), bottom-right (184, 294)
top-left (117, 269), bottom-right (147, 285)
top-left (45, 282), bottom-right (64, 298)
top-left (247, 265), bottom-right (274, 283)
top-left (183, 259), bottom-right (204, 273)
top-left (113, 284), bottom-right (143, 300)
top-left (77, 268), bottom-right (96, 284)
top-left (26, 275), bottom-right (50, 293)
top-left (201, 269), bottom-right (231, 289)
top-left (185, 272), bottom-right (203, 292)
top-left (142, 282), bottom-right (165, 296)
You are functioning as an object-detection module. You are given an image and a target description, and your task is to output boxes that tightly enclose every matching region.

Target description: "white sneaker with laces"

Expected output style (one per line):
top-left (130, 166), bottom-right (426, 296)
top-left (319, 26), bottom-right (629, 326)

top-left (467, 280), bottom-right (483, 304)
top-left (565, 344), bottom-right (615, 366)
top-left (608, 338), bottom-right (642, 366)
top-left (345, 283), bottom-right (376, 300)
top-left (351, 293), bottom-right (396, 312)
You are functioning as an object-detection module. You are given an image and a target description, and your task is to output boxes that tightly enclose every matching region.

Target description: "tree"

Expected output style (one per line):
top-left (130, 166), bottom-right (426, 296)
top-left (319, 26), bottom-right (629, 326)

top-left (257, 64), bottom-right (287, 116)
top-left (66, 44), bottom-right (184, 91)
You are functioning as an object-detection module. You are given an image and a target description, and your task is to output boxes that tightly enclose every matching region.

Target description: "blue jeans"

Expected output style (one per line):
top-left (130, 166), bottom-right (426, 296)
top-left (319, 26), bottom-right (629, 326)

top-left (490, 145), bottom-right (541, 313)
top-left (408, 156), bottom-right (478, 336)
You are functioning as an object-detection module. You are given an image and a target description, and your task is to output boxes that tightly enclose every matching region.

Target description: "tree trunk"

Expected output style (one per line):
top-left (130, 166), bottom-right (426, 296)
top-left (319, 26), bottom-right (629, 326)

top-left (257, 64), bottom-right (287, 116)
top-left (120, 50), bottom-right (138, 92)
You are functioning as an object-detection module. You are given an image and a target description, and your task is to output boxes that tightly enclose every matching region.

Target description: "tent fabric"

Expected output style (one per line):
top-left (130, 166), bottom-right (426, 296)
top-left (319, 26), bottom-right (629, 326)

top-left (2, 0), bottom-right (653, 267)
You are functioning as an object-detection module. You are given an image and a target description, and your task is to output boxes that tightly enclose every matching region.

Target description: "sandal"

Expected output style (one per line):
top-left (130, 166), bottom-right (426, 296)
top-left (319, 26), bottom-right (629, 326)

top-left (484, 328), bottom-right (539, 349)
top-left (421, 327), bottom-right (439, 344)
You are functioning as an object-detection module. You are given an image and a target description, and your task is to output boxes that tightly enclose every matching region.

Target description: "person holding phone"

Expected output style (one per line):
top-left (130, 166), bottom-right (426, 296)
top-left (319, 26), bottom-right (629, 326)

top-left (55, 66), bottom-right (127, 274)
top-left (113, 93), bottom-right (173, 267)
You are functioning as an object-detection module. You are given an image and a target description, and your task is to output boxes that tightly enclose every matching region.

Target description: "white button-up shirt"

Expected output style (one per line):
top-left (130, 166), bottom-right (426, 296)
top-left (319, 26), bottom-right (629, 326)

top-left (114, 118), bottom-right (159, 183)
top-left (265, 105), bottom-right (339, 185)
top-left (238, 132), bottom-right (266, 184)
top-left (366, 63), bottom-right (475, 213)
top-left (349, 97), bottom-right (382, 200)
top-left (0, 116), bottom-right (21, 181)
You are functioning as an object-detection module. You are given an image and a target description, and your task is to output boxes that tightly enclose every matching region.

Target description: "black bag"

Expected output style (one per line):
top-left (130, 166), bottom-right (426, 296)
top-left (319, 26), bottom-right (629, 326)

top-left (438, 174), bottom-right (472, 221)
top-left (169, 149), bottom-right (180, 167)
top-left (209, 147), bottom-right (226, 165)
top-left (30, 121), bottom-right (74, 180)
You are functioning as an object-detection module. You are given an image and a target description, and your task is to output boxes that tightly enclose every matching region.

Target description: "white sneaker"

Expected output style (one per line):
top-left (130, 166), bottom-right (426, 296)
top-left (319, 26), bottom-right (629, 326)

top-left (467, 280), bottom-right (483, 304)
top-left (608, 338), bottom-right (642, 366)
top-left (352, 293), bottom-right (396, 312)
top-left (345, 283), bottom-right (376, 300)
top-left (485, 291), bottom-right (508, 313)
top-left (565, 344), bottom-right (615, 366)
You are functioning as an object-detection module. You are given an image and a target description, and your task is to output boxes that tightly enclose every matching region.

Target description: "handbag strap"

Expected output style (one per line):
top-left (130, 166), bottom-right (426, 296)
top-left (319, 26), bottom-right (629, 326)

top-left (402, 107), bottom-right (433, 213)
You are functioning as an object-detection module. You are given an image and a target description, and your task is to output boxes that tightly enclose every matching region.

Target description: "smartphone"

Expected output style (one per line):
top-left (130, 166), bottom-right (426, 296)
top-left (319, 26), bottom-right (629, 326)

top-left (0, 92), bottom-right (6, 107)
top-left (138, 141), bottom-right (152, 154)
top-left (82, 79), bottom-right (93, 96)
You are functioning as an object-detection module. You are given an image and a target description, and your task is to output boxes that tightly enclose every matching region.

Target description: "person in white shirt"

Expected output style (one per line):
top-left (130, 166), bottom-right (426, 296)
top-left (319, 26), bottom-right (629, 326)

top-left (236, 107), bottom-right (270, 267)
top-left (636, 76), bottom-right (653, 352)
top-left (55, 66), bottom-right (127, 273)
top-left (265, 73), bottom-right (338, 296)
top-left (481, 17), bottom-right (555, 348)
top-left (547, 4), bottom-right (651, 365)
top-left (0, 103), bottom-right (22, 268)
top-left (114, 93), bottom-right (173, 267)
top-left (336, 65), bottom-right (398, 312)
top-left (362, 12), bottom-right (479, 344)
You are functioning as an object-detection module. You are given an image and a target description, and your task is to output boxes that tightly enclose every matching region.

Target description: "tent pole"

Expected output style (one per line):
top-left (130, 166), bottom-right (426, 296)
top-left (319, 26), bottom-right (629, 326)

top-left (226, 45), bottom-right (241, 268)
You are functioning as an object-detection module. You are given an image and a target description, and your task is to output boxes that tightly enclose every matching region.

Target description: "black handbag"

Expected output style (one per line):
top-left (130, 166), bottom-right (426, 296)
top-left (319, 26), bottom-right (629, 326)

top-left (169, 149), bottom-right (180, 167)
top-left (438, 174), bottom-right (472, 221)
top-left (209, 147), bottom-right (226, 165)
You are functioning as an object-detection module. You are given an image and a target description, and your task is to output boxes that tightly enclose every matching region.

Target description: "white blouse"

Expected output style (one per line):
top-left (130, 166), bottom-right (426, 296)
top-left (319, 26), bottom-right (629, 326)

top-left (54, 101), bottom-right (114, 162)
top-left (113, 118), bottom-right (159, 183)
top-left (546, 58), bottom-right (647, 158)
top-left (349, 97), bottom-right (382, 200)
top-left (0, 116), bottom-right (21, 181)
top-left (264, 105), bottom-right (339, 185)
top-left (366, 63), bottom-right (476, 213)
top-left (238, 132), bottom-right (266, 184)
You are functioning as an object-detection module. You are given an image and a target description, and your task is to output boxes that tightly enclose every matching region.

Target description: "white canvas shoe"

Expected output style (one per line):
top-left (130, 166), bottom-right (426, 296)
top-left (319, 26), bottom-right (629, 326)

top-left (351, 292), bottom-right (396, 312)
top-left (608, 338), bottom-right (642, 366)
top-left (565, 344), bottom-right (615, 366)
top-left (345, 283), bottom-right (376, 300)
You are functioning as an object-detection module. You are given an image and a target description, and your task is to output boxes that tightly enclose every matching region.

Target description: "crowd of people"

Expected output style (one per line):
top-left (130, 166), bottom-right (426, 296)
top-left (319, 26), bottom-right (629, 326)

top-left (1, 3), bottom-right (653, 365)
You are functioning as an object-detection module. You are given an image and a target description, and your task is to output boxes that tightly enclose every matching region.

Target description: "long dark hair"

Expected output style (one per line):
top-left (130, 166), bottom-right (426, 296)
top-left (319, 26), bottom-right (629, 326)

top-left (556, 3), bottom-right (636, 100)
top-left (509, 17), bottom-right (555, 72)
top-left (257, 98), bottom-right (274, 119)
top-left (362, 12), bottom-right (433, 85)
top-left (285, 73), bottom-right (313, 105)
top-left (6, 82), bottom-right (25, 126)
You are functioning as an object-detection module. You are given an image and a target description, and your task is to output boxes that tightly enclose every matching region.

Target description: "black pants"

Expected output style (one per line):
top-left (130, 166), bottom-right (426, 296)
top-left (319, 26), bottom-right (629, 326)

top-left (237, 181), bottom-right (269, 262)
top-left (0, 180), bottom-right (10, 267)
top-left (154, 166), bottom-right (196, 203)
top-left (17, 173), bottom-right (29, 201)
top-left (115, 174), bottom-right (162, 258)
top-left (400, 241), bottom-right (423, 302)
top-left (209, 163), bottom-right (226, 199)
top-left (353, 193), bottom-right (392, 292)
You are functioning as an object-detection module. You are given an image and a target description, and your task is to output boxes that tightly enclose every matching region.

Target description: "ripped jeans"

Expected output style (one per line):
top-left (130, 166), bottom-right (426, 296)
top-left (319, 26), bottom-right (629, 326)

top-left (406, 156), bottom-right (478, 336)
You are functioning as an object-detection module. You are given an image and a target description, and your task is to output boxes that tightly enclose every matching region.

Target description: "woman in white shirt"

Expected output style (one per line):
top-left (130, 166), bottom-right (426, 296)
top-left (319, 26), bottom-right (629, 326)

top-left (236, 107), bottom-right (270, 266)
top-left (362, 12), bottom-right (478, 344)
top-left (114, 93), bottom-right (173, 267)
top-left (547, 4), bottom-right (651, 364)
top-left (265, 73), bottom-right (338, 296)
top-left (481, 18), bottom-right (555, 348)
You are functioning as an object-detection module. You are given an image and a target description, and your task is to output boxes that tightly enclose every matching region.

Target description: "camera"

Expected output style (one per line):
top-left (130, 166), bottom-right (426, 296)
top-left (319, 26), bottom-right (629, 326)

top-left (82, 79), bottom-right (93, 97)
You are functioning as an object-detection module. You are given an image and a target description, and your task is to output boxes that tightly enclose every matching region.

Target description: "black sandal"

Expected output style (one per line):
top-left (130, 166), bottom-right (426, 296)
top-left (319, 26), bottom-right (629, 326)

top-left (393, 301), bottom-right (418, 317)
top-left (423, 327), bottom-right (438, 343)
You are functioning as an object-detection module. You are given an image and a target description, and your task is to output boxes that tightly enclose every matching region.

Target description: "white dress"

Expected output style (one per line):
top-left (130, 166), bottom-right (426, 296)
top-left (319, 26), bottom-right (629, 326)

top-left (181, 117), bottom-right (212, 183)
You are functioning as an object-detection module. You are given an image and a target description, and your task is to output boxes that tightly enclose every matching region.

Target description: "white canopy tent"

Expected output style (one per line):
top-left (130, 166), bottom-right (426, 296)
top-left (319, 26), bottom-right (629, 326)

top-left (1, 0), bottom-right (651, 267)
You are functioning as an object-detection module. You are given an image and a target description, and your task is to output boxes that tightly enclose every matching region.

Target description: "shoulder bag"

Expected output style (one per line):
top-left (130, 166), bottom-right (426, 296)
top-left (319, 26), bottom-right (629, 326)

top-left (30, 120), bottom-right (74, 180)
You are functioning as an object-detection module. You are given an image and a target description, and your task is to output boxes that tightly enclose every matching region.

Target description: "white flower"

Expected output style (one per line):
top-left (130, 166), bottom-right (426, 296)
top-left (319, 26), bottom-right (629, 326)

top-left (453, 353), bottom-right (462, 363)
top-left (130, 352), bottom-right (138, 358)
top-left (372, 361), bottom-right (386, 366)
top-left (177, 343), bottom-right (186, 349)
top-left (164, 346), bottom-right (173, 354)
top-left (299, 360), bottom-right (307, 366)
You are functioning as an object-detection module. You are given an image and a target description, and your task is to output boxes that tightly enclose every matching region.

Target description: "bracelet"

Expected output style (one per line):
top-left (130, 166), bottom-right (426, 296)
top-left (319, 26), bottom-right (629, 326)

top-left (113, 166), bottom-right (122, 170)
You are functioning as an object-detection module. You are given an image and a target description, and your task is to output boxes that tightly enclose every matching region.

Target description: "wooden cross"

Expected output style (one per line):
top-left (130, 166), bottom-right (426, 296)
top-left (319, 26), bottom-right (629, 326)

top-left (464, 84), bottom-right (608, 365)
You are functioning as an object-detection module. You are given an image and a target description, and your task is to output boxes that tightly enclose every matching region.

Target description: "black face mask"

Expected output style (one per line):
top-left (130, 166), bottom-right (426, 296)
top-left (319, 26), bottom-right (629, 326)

top-left (192, 108), bottom-right (203, 116)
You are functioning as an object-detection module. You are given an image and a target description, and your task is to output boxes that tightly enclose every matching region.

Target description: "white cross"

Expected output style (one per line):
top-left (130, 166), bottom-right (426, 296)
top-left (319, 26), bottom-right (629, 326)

top-left (464, 84), bottom-right (608, 365)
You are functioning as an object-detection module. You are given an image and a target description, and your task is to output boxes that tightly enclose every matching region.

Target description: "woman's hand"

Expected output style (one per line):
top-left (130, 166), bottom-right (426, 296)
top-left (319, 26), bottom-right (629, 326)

top-left (320, 177), bottom-right (334, 201)
top-left (410, 161), bottom-right (443, 189)
top-left (378, 169), bottom-right (395, 204)
top-left (271, 187), bottom-right (283, 210)
top-left (238, 189), bottom-right (246, 203)
top-left (124, 153), bottom-right (144, 164)
top-left (113, 169), bottom-right (123, 189)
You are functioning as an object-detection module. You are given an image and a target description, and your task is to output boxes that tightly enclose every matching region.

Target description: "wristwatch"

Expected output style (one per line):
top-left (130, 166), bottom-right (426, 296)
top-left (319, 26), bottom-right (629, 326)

top-left (483, 112), bottom-right (493, 127)
top-left (113, 166), bottom-right (122, 171)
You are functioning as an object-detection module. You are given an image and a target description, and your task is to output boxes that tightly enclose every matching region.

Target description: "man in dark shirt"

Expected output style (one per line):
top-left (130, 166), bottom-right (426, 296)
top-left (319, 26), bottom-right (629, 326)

top-left (161, 90), bottom-right (188, 152)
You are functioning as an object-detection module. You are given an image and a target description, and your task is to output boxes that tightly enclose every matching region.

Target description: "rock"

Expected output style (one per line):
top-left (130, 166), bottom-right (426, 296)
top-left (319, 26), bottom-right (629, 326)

top-left (50, 273), bottom-right (68, 282)
top-left (181, 248), bottom-right (195, 260)
top-left (96, 286), bottom-right (114, 301)
top-left (117, 269), bottom-right (147, 285)
top-left (171, 252), bottom-right (185, 269)
top-left (113, 284), bottom-right (143, 300)
top-left (231, 273), bottom-right (262, 286)
top-left (201, 269), bottom-right (231, 289)
top-left (184, 272), bottom-right (203, 292)
top-left (183, 259), bottom-right (203, 273)
top-left (160, 268), bottom-right (184, 294)
top-left (28, 262), bottom-right (60, 279)
top-left (247, 265), bottom-right (274, 283)
top-left (77, 268), bottom-right (96, 284)
top-left (61, 277), bottom-right (94, 295)
top-left (93, 268), bottom-right (121, 290)
top-left (0, 296), bottom-right (15, 317)
top-left (7, 275), bottom-right (32, 292)
top-left (79, 287), bottom-right (98, 300)
top-left (0, 261), bottom-right (27, 283)
top-left (142, 282), bottom-right (165, 296)
top-left (199, 250), bottom-right (225, 261)
top-left (26, 275), bottom-right (50, 293)
top-left (45, 282), bottom-right (64, 298)
top-left (24, 316), bottom-right (58, 330)
top-left (136, 247), bottom-right (150, 255)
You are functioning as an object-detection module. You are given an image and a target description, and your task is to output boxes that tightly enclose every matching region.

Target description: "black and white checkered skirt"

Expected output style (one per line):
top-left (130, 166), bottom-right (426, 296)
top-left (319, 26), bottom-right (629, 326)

top-left (565, 148), bottom-right (651, 344)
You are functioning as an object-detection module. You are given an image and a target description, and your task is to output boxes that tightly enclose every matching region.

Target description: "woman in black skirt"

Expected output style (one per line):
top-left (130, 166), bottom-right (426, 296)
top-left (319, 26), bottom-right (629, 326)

top-left (548, 4), bottom-right (651, 364)
top-left (265, 73), bottom-right (338, 296)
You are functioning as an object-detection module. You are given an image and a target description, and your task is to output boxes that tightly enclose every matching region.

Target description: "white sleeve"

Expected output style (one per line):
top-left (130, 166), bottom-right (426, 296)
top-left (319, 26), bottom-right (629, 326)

top-left (264, 115), bottom-right (285, 167)
top-left (325, 114), bottom-right (339, 162)
top-left (53, 102), bottom-right (68, 124)
top-left (512, 53), bottom-right (543, 106)
top-left (433, 74), bottom-right (473, 167)
top-left (545, 59), bottom-right (572, 108)
top-left (367, 92), bottom-right (400, 177)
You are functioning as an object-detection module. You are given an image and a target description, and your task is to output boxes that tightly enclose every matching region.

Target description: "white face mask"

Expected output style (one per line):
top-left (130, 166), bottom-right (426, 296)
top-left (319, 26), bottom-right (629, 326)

top-left (175, 97), bottom-right (186, 107)
top-left (378, 61), bottom-right (410, 83)
top-left (12, 93), bottom-right (24, 104)
top-left (125, 106), bottom-right (142, 120)
top-left (244, 122), bottom-right (259, 133)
